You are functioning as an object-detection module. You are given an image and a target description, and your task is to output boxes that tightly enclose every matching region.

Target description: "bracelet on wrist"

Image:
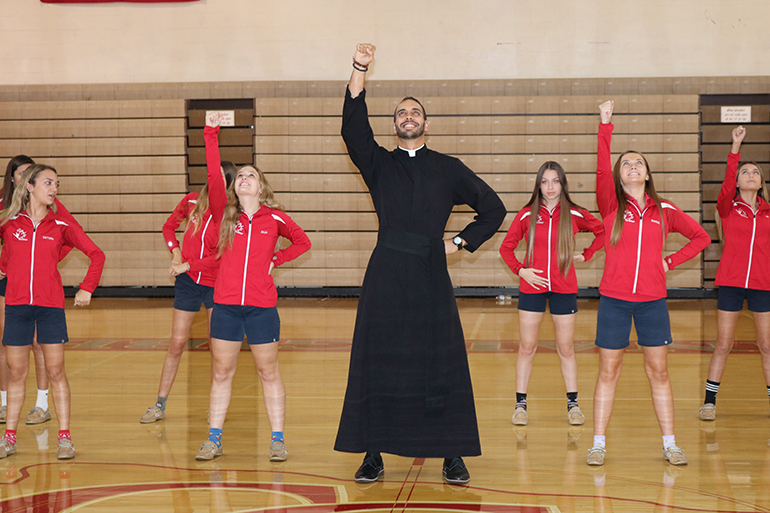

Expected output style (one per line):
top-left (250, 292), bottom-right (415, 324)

top-left (353, 63), bottom-right (368, 73)
top-left (352, 59), bottom-right (369, 72)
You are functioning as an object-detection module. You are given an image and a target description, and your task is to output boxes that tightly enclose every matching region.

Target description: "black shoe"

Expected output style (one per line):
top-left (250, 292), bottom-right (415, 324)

top-left (354, 452), bottom-right (384, 483)
top-left (443, 457), bottom-right (470, 484)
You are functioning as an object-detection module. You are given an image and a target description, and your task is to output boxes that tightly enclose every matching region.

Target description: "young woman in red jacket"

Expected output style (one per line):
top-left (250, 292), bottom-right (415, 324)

top-left (0, 156), bottom-right (82, 427)
top-left (139, 161), bottom-right (237, 424)
top-left (700, 125), bottom-right (770, 421)
top-left (586, 101), bottom-right (710, 467)
top-left (0, 164), bottom-right (104, 460)
top-left (500, 161), bottom-right (604, 427)
top-left (196, 112), bottom-right (310, 462)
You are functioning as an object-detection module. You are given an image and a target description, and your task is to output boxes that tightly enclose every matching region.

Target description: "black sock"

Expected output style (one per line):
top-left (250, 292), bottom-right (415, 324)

top-left (567, 392), bottom-right (578, 410)
top-left (766, 385), bottom-right (770, 402)
top-left (516, 393), bottom-right (527, 410)
top-left (705, 380), bottom-right (720, 405)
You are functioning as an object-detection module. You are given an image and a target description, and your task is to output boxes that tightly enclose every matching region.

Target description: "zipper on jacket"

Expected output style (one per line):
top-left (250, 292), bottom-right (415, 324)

top-left (745, 210), bottom-right (757, 289)
top-left (631, 205), bottom-right (643, 295)
top-left (241, 217), bottom-right (253, 306)
top-left (546, 207), bottom-right (553, 292)
top-left (29, 220), bottom-right (38, 305)
top-left (197, 215), bottom-right (212, 284)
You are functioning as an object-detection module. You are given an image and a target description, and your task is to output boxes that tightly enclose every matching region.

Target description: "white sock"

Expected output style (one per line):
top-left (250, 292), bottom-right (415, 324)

top-left (35, 389), bottom-right (49, 411)
top-left (662, 435), bottom-right (676, 450)
top-left (593, 435), bottom-right (606, 449)
top-left (1, 391), bottom-right (6, 407)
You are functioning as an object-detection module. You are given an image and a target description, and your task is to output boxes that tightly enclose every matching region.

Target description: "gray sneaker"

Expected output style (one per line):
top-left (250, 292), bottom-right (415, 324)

top-left (0, 406), bottom-right (6, 424)
top-left (140, 406), bottom-right (165, 424)
top-left (699, 403), bottom-right (716, 421)
top-left (586, 446), bottom-right (606, 466)
top-left (568, 406), bottom-right (585, 425)
top-left (663, 445), bottom-right (688, 465)
top-left (26, 407), bottom-right (51, 425)
top-left (269, 440), bottom-right (288, 461)
top-left (0, 439), bottom-right (17, 459)
top-left (195, 441), bottom-right (223, 461)
top-left (57, 438), bottom-right (76, 460)
top-left (511, 407), bottom-right (528, 426)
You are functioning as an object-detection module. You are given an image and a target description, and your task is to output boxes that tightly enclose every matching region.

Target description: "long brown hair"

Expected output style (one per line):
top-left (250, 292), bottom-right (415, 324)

top-left (218, 165), bottom-right (284, 256)
top-left (0, 164), bottom-right (58, 226)
top-left (188, 161), bottom-right (237, 235)
top-left (3, 155), bottom-right (35, 207)
top-left (523, 161), bottom-right (583, 276)
top-left (609, 151), bottom-right (666, 246)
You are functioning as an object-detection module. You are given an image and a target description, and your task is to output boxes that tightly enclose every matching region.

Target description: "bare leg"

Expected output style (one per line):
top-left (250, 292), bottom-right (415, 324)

top-left (552, 313), bottom-right (578, 393)
top-left (4, 345), bottom-right (31, 431)
top-left (39, 344), bottom-right (68, 431)
top-left (642, 345), bottom-right (674, 436)
top-left (250, 341), bottom-right (285, 432)
top-left (156, 309), bottom-right (199, 398)
top-left (208, 338), bottom-right (241, 430)
top-left (706, 310), bottom-right (740, 382)
top-left (753, 312), bottom-right (770, 387)
top-left (592, 348), bottom-right (625, 437)
top-left (516, 310), bottom-right (544, 393)
top-left (31, 336), bottom-right (48, 392)
top-left (0, 298), bottom-right (7, 394)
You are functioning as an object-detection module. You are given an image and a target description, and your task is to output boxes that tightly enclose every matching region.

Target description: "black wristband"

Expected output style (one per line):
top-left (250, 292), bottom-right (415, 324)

top-left (352, 63), bottom-right (368, 73)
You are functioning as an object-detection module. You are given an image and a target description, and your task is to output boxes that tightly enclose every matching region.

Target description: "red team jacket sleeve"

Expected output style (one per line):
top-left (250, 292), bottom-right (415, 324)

top-left (596, 123), bottom-right (617, 219)
top-left (717, 152), bottom-right (740, 218)
top-left (204, 125), bottom-right (227, 222)
top-left (162, 195), bottom-right (191, 252)
top-left (54, 199), bottom-right (79, 261)
top-left (188, 253), bottom-right (220, 274)
top-left (61, 222), bottom-right (105, 293)
top-left (576, 208), bottom-right (605, 261)
top-left (271, 212), bottom-right (311, 267)
top-left (499, 209), bottom-right (528, 275)
top-left (662, 205), bottom-right (710, 271)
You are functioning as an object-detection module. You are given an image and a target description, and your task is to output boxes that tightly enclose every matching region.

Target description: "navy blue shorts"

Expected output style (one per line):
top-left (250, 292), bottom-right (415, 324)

top-left (3, 305), bottom-right (68, 346)
top-left (0, 277), bottom-right (6, 297)
top-left (595, 296), bottom-right (672, 349)
top-left (518, 291), bottom-right (578, 315)
top-left (210, 303), bottom-right (280, 345)
top-left (717, 286), bottom-right (770, 313)
top-left (173, 273), bottom-right (215, 312)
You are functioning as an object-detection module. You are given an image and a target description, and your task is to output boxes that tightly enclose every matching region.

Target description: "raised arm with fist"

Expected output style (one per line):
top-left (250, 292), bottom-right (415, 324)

top-left (599, 100), bottom-right (614, 124)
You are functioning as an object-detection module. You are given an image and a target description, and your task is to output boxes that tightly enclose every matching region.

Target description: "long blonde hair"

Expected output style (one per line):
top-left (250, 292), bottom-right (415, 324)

top-left (0, 164), bottom-right (58, 226)
top-left (188, 161), bottom-right (237, 235)
top-left (523, 162), bottom-right (583, 276)
top-left (610, 151), bottom-right (666, 247)
top-left (218, 165), bottom-right (284, 256)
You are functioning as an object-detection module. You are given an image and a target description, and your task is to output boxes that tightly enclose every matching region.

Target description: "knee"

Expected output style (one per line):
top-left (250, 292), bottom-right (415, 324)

top-left (45, 364), bottom-right (66, 383)
top-left (555, 345), bottom-right (575, 359)
top-left (256, 362), bottom-right (280, 383)
top-left (598, 362), bottom-right (622, 383)
top-left (211, 364), bottom-right (236, 384)
top-left (166, 339), bottom-right (187, 358)
top-left (7, 364), bottom-right (28, 382)
top-left (713, 339), bottom-right (734, 357)
top-left (517, 342), bottom-right (538, 359)
top-left (645, 364), bottom-right (670, 383)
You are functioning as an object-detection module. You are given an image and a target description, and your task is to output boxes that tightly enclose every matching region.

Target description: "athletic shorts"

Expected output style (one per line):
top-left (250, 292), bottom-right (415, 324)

top-left (0, 277), bottom-right (6, 297)
top-left (717, 286), bottom-right (770, 313)
top-left (173, 272), bottom-right (215, 312)
top-left (210, 303), bottom-right (280, 345)
top-left (3, 305), bottom-right (68, 346)
top-left (518, 291), bottom-right (577, 315)
top-left (595, 296), bottom-right (672, 349)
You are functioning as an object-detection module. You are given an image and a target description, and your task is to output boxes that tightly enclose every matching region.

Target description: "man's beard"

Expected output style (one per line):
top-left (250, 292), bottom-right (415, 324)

top-left (395, 122), bottom-right (425, 140)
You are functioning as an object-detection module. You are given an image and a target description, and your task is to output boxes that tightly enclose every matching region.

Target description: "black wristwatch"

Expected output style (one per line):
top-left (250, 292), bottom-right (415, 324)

top-left (452, 236), bottom-right (464, 251)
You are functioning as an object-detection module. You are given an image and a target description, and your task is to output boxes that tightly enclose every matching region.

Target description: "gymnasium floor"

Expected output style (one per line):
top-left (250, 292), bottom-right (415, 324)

top-left (0, 297), bottom-right (768, 512)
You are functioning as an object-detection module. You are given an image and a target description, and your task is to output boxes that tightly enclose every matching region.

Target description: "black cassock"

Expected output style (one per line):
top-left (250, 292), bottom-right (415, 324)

top-left (334, 89), bottom-right (506, 458)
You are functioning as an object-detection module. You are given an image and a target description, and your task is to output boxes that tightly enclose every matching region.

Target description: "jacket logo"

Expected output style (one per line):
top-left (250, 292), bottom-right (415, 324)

top-left (13, 229), bottom-right (27, 241)
top-left (651, 219), bottom-right (660, 225)
top-left (235, 221), bottom-right (244, 235)
top-left (42, 236), bottom-right (55, 241)
top-left (260, 230), bottom-right (268, 234)
top-left (735, 208), bottom-right (748, 219)
top-left (536, 214), bottom-right (544, 224)
top-left (623, 210), bottom-right (635, 223)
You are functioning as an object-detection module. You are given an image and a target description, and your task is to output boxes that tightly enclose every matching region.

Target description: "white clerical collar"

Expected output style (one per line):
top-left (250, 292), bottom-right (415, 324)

top-left (398, 144), bottom-right (425, 157)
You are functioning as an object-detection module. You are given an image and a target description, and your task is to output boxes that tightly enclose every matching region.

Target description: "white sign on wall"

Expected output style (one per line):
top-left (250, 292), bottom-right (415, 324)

top-left (206, 110), bottom-right (235, 127)
top-left (720, 106), bottom-right (752, 123)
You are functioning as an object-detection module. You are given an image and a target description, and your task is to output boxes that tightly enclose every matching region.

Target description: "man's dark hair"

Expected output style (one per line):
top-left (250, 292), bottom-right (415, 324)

top-left (393, 97), bottom-right (428, 121)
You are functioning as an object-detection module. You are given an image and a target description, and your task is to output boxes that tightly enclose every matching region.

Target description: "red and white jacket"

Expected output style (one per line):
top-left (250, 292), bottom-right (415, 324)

top-left (597, 123), bottom-right (710, 302)
top-left (714, 151), bottom-right (770, 290)
top-left (205, 125), bottom-right (311, 308)
top-left (500, 203), bottom-right (604, 294)
top-left (0, 209), bottom-right (104, 308)
top-left (162, 193), bottom-right (220, 288)
top-left (0, 196), bottom-right (79, 262)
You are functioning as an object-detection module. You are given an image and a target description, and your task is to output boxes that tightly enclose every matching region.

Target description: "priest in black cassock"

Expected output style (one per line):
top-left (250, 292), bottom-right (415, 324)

top-left (334, 44), bottom-right (507, 485)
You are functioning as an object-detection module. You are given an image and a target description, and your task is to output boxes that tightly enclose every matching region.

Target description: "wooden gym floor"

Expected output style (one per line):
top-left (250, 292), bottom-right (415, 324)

top-left (0, 296), bottom-right (768, 512)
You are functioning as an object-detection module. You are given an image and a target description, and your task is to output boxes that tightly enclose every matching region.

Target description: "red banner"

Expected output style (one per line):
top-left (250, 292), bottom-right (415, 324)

top-left (42, 1), bottom-right (198, 3)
